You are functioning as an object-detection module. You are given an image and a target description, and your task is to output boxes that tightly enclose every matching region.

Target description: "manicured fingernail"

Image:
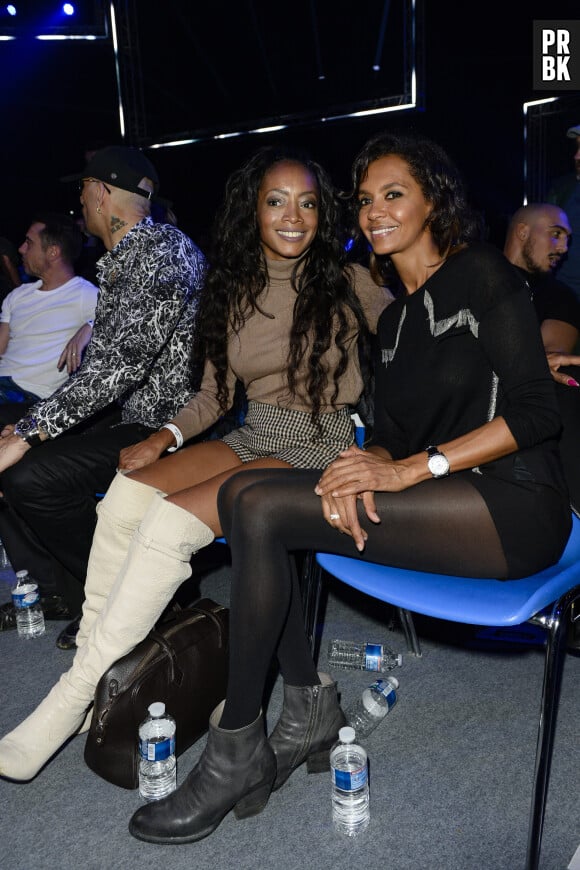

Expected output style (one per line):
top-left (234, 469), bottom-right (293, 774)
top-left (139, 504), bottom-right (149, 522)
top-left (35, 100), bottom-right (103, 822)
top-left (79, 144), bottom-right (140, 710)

top-left (567, 378), bottom-right (579, 387)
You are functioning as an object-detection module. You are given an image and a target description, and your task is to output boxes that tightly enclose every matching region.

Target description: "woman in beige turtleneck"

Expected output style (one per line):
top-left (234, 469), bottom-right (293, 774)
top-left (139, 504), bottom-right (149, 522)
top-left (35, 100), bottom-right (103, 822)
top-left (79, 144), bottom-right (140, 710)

top-left (0, 145), bottom-right (391, 784)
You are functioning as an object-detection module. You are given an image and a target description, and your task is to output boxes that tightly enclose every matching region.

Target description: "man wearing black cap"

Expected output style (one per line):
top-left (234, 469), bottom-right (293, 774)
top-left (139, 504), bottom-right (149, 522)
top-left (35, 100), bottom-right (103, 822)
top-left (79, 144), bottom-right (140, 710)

top-left (548, 125), bottom-right (580, 302)
top-left (0, 146), bottom-right (206, 648)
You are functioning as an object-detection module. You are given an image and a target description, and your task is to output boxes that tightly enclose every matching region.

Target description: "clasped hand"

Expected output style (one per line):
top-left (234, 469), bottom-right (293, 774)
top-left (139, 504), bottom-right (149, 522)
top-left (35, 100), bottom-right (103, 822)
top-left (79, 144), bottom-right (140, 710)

top-left (0, 424), bottom-right (29, 475)
top-left (118, 435), bottom-right (165, 472)
top-left (314, 445), bottom-right (407, 551)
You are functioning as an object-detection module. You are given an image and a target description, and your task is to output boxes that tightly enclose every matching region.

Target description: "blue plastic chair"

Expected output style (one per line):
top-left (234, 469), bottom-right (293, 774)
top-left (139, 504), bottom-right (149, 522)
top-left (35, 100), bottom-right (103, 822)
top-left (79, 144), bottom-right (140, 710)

top-left (303, 513), bottom-right (580, 870)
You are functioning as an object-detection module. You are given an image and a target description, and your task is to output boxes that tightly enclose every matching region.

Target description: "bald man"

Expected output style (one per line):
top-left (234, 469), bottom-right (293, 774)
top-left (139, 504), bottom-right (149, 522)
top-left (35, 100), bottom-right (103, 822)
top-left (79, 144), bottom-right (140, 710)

top-left (504, 203), bottom-right (579, 371)
top-left (504, 202), bottom-right (580, 516)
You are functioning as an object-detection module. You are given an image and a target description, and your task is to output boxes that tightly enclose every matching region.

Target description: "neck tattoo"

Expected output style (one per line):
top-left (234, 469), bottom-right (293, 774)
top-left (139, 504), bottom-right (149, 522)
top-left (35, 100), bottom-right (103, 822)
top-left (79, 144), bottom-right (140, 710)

top-left (110, 215), bottom-right (128, 235)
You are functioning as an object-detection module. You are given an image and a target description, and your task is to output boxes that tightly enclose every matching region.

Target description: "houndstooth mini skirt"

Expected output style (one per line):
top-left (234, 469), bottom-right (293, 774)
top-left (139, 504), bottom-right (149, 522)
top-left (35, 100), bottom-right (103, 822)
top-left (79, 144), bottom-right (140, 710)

top-left (221, 401), bottom-right (355, 469)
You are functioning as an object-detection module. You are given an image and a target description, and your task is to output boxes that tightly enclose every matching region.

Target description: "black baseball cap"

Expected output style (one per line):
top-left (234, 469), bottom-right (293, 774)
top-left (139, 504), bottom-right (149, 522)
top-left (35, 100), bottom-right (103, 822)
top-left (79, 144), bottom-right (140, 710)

top-left (61, 146), bottom-right (161, 201)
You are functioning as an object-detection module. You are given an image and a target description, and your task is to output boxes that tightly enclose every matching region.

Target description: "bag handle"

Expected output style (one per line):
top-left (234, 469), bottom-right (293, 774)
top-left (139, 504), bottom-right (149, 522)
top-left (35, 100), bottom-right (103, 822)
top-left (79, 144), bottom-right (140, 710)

top-left (147, 602), bottom-right (227, 686)
top-left (148, 630), bottom-right (184, 686)
top-left (165, 600), bottom-right (227, 649)
top-left (188, 603), bottom-right (227, 649)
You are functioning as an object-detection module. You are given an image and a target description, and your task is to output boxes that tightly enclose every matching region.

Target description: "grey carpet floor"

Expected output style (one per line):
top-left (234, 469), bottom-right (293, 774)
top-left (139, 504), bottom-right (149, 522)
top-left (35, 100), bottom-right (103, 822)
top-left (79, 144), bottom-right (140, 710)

top-left (0, 558), bottom-right (579, 870)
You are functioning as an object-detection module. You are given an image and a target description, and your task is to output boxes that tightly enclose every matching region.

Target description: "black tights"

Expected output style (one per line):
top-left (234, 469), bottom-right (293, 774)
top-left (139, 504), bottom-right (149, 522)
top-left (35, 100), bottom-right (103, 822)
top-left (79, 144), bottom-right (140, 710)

top-left (217, 468), bottom-right (508, 729)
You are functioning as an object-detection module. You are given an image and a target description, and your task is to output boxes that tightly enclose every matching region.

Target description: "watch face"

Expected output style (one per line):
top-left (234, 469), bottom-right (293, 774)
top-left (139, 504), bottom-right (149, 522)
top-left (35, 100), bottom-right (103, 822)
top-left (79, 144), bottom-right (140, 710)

top-left (428, 452), bottom-right (449, 477)
top-left (15, 417), bottom-right (39, 440)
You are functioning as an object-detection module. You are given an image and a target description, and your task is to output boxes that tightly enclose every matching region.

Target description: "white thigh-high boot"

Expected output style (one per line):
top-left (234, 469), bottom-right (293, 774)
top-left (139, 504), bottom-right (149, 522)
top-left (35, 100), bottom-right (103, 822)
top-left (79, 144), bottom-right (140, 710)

top-left (0, 495), bottom-right (214, 781)
top-left (74, 472), bottom-right (165, 734)
top-left (75, 472), bottom-right (165, 651)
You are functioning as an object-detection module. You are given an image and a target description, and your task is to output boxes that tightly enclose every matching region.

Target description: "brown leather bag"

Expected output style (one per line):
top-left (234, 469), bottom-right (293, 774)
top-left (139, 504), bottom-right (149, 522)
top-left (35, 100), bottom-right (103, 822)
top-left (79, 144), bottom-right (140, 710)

top-left (84, 598), bottom-right (229, 789)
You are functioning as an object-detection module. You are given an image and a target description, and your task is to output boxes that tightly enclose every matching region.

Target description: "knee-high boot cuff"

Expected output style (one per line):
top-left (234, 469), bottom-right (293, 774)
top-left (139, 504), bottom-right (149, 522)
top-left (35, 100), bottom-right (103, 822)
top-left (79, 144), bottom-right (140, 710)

top-left (76, 472), bottom-right (166, 652)
top-left (97, 471), bottom-right (167, 529)
top-left (136, 494), bottom-right (215, 559)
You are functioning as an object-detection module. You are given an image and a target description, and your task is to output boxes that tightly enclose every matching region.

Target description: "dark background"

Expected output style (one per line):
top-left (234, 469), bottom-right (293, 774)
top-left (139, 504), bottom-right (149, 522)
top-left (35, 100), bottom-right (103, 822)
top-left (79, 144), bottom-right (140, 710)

top-left (1, 0), bottom-right (580, 256)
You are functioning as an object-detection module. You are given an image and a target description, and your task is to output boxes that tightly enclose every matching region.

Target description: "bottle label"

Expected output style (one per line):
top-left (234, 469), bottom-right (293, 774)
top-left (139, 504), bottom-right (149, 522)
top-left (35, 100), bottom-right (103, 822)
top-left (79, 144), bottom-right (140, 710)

top-left (11, 584), bottom-right (39, 609)
top-left (372, 679), bottom-right (397, 709)
top-left (333, 762), bottom-right (368, 791)
top-left (139, 735), bottom-right (175, 761)
top-left (364, 643), bottom-right (383, 671)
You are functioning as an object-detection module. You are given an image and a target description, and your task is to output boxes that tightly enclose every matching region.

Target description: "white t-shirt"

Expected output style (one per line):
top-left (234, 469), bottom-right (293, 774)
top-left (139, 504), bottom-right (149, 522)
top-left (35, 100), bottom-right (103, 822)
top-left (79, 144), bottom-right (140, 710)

top-left (0, 276), bottom-right (99, 397)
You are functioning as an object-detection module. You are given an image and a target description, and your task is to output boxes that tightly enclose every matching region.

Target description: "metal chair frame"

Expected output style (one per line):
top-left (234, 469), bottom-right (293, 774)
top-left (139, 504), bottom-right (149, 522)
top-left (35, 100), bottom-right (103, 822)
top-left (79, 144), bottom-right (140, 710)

top-left (300, 517), bottom-right (580, 870)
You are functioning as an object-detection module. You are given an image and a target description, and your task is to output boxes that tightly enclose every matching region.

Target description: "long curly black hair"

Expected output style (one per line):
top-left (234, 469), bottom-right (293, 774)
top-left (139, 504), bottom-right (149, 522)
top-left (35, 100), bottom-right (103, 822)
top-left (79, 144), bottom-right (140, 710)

top-left (191, 145), bottom-right (370, 424)
top-left (349, 131), bottom-right (484, 287)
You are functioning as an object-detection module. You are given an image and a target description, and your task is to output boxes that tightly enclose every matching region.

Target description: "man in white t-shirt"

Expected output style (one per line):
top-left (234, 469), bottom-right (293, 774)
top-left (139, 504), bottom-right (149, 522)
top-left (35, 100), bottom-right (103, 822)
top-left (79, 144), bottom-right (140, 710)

top-left (0, 213), bottom-right (98, 420)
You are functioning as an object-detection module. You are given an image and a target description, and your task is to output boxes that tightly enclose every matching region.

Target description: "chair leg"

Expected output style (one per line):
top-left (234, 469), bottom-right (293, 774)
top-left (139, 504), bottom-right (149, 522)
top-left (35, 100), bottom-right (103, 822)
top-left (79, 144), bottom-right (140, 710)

top-left (397, 607), bottom-right (422, 657)
top-left (525, 588), bottom-right (580, 870)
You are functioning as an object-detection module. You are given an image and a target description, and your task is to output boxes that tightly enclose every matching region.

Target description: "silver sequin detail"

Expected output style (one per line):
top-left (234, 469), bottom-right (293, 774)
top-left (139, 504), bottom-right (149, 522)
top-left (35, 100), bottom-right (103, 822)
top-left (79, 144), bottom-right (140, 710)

top-left (380, 289), bottom-right (499, 476)
top-left (381, 290), bottom-right (481, 368)
top-left (381, 307), bottom-right (406, 364)
top-left (423, 290), bottom-right (479, 339)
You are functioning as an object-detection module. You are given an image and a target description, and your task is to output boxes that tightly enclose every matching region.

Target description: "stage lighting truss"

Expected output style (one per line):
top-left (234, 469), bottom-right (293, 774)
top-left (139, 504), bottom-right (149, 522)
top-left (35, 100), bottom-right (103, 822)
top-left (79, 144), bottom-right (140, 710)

top-left (135, 0), bottom-right (424, 150)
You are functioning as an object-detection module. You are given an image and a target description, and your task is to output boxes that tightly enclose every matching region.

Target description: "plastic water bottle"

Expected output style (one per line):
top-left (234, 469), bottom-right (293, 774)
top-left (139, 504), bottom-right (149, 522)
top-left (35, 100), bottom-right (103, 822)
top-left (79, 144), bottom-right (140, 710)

top-left (330, 726), bottom-right (369, 837)
top-left (138, 702), bottom-right (177, 801)
top-left (327, 639), bottom-right (402, 673)
top-left (11, 569), bottom-right (45, 639)
top-left (345, 677), bottom-right (399, 740)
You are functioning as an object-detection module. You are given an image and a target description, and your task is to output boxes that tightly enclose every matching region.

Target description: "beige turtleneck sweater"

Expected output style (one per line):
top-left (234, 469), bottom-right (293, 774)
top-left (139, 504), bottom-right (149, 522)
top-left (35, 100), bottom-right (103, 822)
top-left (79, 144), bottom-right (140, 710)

top-left (172, 258), bottom-right (392, 441)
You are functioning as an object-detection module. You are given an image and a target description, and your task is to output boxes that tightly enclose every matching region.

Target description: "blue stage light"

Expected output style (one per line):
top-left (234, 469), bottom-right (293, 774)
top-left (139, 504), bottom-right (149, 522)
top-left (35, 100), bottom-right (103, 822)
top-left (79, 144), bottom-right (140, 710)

top-left (6, 4), bottom-right (17, 15)
top-left (62, 3), bottom-right (75, 15)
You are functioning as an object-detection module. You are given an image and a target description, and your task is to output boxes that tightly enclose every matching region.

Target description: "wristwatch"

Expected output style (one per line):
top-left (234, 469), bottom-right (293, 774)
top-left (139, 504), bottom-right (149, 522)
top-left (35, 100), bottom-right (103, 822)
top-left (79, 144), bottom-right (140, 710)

top-left (14, 416), bottom-right (44, 447)
top-left (426, 445), bottom-right (450, 478)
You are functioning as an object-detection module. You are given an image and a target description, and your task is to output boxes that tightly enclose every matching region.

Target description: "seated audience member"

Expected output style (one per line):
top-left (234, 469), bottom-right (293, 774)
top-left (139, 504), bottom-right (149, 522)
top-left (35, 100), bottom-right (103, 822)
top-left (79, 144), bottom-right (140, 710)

top-left (0, 214), bottom-right (98, 419)
top-left (0, 143), bottom-right (391, 783)
top-left (503, 203), bottom-right (580, 511)
top-left (547, 124), bottom-right (580, 302)
top-left (0, 146), bottom-right (206, 646)
top-left (120, 135), bottom-right (570, 844)
top-left (0, 236), bottom-right (20, 304)
top-left (123, 132), bottom-right (571, 843)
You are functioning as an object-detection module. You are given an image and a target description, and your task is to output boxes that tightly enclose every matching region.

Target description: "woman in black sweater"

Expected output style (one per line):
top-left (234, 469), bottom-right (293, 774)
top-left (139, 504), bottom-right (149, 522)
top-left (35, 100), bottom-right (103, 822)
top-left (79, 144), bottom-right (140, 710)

top-left (129, 132), bottom-right (571, 846)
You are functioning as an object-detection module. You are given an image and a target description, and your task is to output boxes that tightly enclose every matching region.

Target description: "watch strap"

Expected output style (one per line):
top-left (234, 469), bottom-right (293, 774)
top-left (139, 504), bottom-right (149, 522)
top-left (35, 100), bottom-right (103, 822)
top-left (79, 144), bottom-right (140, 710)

top-left (23, 432), bottom-right (43, 447)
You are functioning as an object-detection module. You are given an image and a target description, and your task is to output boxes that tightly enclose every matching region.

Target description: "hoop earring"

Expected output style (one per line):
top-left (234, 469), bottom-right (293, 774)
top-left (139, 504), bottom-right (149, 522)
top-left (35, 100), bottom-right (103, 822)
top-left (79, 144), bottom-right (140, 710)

top-left (96, 206), bottom-right (102, 215)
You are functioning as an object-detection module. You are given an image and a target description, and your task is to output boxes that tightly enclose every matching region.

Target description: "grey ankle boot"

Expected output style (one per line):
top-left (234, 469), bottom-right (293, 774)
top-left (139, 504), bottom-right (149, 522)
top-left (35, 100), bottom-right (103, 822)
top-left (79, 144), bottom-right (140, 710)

top-left (129, 701), bottom-right (276, 844)
top-left (269, 672), bottom-right (347, 791)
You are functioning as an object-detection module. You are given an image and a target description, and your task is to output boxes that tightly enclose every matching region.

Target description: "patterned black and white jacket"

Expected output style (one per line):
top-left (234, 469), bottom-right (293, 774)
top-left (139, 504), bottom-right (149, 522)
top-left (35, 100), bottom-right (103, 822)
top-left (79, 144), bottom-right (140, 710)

top-left (31, 217), bottom-right (205, 438)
